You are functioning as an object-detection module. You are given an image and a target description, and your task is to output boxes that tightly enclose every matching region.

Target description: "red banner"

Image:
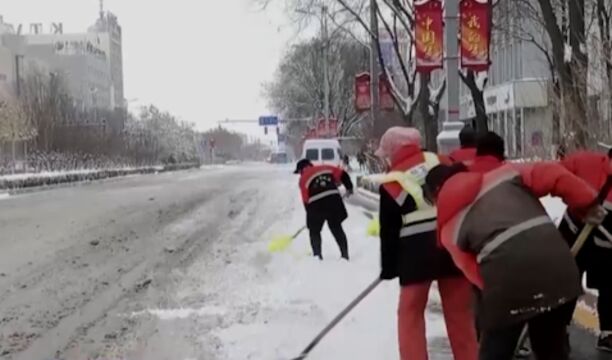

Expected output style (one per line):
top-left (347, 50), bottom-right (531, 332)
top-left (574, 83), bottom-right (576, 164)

top-left (460, 0), bottom-right (491, 71)
top-left (414, 0), bottom-right (443, 72)
top-left (354, 73), bottom-right (371, 112)
top-left (379, 74), bottom-right (395, 111)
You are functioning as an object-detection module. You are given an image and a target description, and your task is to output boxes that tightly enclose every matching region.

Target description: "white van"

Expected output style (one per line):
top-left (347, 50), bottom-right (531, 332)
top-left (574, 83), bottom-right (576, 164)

top-left (301, 138), bottom-right (342, 167)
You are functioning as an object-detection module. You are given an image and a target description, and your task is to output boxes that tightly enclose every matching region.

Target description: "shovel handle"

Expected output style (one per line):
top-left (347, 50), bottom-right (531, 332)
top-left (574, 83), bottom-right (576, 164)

top-left (291, 278), bottom-right (382, 360)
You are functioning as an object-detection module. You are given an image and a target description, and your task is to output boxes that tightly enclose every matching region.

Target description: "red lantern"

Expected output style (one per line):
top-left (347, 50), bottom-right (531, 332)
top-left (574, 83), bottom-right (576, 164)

top-left (460, 0), bottom-right (491, 71)
top-left (354, 72), bottom-right (371, 112)
top-left (379, 73), bottom-right (395, 111)
top-left (414, 0), bottom-right (444, 73)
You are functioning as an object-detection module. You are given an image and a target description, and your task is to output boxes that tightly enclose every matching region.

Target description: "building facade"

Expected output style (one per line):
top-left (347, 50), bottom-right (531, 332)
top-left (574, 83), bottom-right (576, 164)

top-left (457, 0), bottom-right (553, 159)
top-left (24, 33), bottom-right (113, 110)
top-left (89, 11), bottom-right (124, 109)
top-left (0, 10), bottom-right (125, 111)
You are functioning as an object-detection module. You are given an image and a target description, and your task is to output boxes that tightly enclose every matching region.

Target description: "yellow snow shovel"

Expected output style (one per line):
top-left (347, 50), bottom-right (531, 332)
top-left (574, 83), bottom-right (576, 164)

top-left (268, 225), bottom-right (307, 253)
top-left (366, 217), bottom-right (380, 237)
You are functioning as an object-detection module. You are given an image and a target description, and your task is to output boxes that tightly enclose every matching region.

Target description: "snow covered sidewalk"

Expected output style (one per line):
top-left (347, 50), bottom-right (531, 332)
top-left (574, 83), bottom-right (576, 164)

top-left (208, 204), bottom-right (452, 359)
top-left (134, 169), bottom-right (454, 360)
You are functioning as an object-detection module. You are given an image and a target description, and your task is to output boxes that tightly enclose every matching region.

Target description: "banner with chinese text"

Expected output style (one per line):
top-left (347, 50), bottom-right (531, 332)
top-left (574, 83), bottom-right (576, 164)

top-left (354, 73), bottom-right (371, 112)
top-left (414, 0), bottom-right (443, 72)
top-left (379, 74), bottom-right (395, 111)
top-left (460, 0), bottom-right (491, 71)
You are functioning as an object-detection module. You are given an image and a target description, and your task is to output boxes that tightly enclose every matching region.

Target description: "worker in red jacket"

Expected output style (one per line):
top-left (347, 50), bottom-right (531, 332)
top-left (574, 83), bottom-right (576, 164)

top-left (375, 127), bottom-right (478, 360)
top-left (466, 131), bottom-right (508, 173)
top-left (425, 146), bottom-right (606, 360)
top-left (559, 149), bottom-right (612, 352)
top-left (449, 125), bottom-right (477, 165)
top-left (295, 159), bottom-right (353, 260)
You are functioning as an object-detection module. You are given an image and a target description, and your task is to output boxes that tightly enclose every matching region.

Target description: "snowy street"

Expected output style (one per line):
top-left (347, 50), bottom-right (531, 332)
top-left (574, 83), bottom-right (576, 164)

top-left (0, 164), bottom-right (451, 360)
top-left (0, 164), bottom-right (608, 360)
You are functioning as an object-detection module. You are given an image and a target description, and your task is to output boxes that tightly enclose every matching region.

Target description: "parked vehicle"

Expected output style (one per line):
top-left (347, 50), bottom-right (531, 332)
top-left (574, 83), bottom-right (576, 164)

top-left (301, 139), bottom-right (342, 167)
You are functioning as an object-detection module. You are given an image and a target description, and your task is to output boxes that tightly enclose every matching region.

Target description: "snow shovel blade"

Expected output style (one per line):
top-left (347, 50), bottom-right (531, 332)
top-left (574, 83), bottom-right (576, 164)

top-left (268, 234), bottom-right (295, 253)
top-left (366, 217), bottom-right (380, 237)
top-left (268, 226), bottom-right (307, 253)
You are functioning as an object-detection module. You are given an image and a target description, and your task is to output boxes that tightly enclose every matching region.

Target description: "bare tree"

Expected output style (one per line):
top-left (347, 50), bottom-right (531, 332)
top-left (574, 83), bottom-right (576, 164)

top-left (261, 0), bottom-right (446, 150)
top-left (264, 35), bottom-right (370, 151)
top-left (0, 94), bottom-right (37, 168)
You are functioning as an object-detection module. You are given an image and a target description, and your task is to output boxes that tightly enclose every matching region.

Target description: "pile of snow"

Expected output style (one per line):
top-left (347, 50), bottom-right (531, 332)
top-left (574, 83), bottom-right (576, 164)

top-left (0, 163), bottom-right (201, 190)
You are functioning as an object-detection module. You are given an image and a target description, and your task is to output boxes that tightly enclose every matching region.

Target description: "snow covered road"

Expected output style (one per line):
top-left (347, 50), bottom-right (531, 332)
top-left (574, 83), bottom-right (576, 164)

top-left (0, 164), bottom-right (296, 359)
top-left (0, 164), bottom-right (454, 359)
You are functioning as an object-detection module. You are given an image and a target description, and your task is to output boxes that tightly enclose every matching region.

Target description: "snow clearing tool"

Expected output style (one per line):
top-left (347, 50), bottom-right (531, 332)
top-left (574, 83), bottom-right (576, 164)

top-left (268, 226), bottom-right (307, 253)
top-left (366, 217), bottom-right (380, 237)
top-left (513, 175), bottom-right (612, 358)
top-left (290, 277), bottom-right (382, 360)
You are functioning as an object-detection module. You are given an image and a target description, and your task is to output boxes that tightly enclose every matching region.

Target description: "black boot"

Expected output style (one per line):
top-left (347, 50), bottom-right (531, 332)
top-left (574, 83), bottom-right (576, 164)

top-left (597, 333), bottom-right (612, 353)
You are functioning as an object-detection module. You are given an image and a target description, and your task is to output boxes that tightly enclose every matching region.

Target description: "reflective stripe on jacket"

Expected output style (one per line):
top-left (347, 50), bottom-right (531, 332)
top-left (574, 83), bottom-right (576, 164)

top-left (379, 145), bottom-right (459, 286)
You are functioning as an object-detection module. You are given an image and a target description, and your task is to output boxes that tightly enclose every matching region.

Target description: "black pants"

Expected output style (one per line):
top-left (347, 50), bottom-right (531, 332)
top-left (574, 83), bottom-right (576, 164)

top-left (309, 218), bottom-right (349, 260)
top-left (479, 302), bottom-right (574, 360)
top-left (599, 286), bottom-right (612, 332)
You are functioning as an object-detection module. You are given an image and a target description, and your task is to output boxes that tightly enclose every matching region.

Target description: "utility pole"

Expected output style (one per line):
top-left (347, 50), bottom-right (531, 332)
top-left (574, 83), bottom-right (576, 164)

top-left (369, 0), bottom-right (381, 139)
top-left (14, 55), bottom-right (23, 97)
top-left (444, 0), bottom-right (460, 125)
top-left (321, 5), bottom-right (331, 137)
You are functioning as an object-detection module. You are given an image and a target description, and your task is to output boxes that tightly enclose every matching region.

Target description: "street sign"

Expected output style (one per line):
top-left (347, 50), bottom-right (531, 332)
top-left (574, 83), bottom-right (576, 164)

top-left (258, 116), bottom-right (279, 126)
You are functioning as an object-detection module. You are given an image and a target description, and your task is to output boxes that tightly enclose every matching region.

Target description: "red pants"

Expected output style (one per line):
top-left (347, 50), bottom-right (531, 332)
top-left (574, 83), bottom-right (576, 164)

top-left (398, 277), bottom-right (478, 360)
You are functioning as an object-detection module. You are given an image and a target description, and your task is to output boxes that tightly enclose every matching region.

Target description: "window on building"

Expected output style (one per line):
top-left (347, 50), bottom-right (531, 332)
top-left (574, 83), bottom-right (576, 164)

top-left (515, 108), bottom-right (523, 156)
top-left (505, 110), bottom-right (514, 156)
top-left (490, 113), bottom-right (498, 133)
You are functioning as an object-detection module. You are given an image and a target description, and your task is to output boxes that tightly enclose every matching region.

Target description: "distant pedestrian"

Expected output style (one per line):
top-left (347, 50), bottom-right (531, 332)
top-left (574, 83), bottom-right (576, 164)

top-left (294, 159), bottom-right (354, 260)
top-left (342, 154), bottom-right (351, 171)
top-left (361, 151), bottom-right (371, 172)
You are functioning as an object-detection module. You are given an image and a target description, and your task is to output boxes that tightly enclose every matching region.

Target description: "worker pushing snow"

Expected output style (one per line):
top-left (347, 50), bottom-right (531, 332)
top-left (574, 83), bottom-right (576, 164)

top-left (426, 131), bottom-right (607, 360)
top-left (559, 148), bottom-right (612, 352)
top-left (375, 127), bottom-right (478, 360)
top-left (294, 159), bottom-right (354, 260)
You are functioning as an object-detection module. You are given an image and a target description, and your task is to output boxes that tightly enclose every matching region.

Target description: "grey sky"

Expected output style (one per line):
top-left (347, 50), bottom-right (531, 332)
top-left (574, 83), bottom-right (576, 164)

top-left (0, 0), bottom-right (294, 137)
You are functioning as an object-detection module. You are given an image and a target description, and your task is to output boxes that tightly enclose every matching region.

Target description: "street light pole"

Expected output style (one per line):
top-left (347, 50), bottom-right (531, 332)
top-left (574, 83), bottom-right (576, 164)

top-left (369, 0), bottom-right (381, 139)
top-left (322, 5), bottom-right (331, 137)
top-left (444, 0), bottom-right (460, 124)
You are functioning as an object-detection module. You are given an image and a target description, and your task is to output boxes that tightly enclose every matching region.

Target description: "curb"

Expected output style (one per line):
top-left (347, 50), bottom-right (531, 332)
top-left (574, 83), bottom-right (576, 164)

top-left (0, 165), bottom-right (200, 196)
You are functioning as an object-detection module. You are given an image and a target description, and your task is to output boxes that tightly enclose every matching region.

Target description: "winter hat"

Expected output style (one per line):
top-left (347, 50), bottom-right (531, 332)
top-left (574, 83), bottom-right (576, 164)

top-left (476, 131), bottom-right (505, 161)
top-left (293, 159), bottom-right (313, 174)
top-left (425, 163), bottom-right (468, 200)
top-left (459, 125), bottom-right (477, 148)
top-left (375, 127), bottom-right (422, 158)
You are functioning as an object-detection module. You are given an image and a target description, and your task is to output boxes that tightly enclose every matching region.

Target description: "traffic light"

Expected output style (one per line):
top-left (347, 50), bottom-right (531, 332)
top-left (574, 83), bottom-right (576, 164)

top-left (264, 126), bottom-right (268, 135)
top-left (276, 126), bottom-right (280, 135)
